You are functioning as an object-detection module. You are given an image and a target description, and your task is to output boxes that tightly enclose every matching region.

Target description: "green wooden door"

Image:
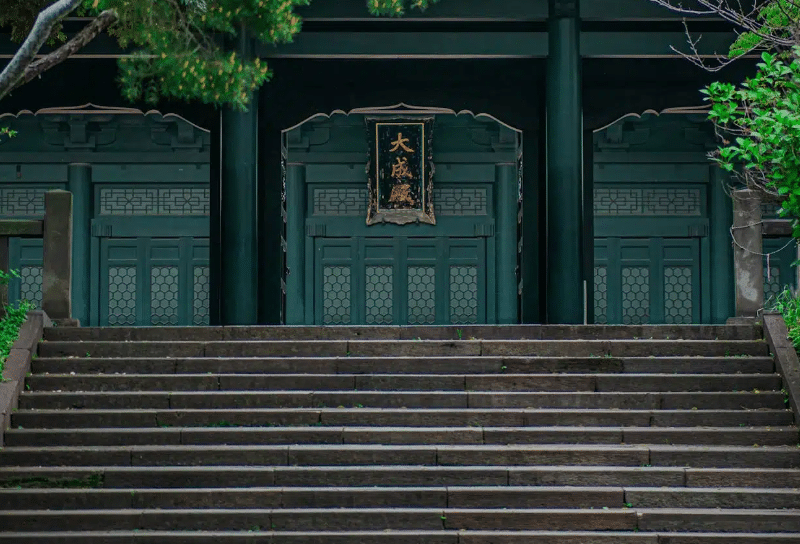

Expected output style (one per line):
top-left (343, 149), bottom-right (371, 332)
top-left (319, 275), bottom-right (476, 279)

top-left (98, 237), bottom-right (209, 326)
top-left (314, 236), bottom-right (486, 325)
top-left (594, 238), bottom-right (701, 324)
top-left (763, 238), bottom-right (798, 304)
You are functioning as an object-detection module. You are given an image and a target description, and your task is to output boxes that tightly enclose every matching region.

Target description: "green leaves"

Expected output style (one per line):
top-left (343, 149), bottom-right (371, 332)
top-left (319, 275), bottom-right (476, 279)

top-left (705, 46), bottom-right (800, 221)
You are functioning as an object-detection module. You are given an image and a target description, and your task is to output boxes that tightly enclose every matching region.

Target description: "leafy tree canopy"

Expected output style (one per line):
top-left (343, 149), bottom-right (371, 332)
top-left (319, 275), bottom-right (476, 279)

top-left (0, 0), bottom-right (439, 110)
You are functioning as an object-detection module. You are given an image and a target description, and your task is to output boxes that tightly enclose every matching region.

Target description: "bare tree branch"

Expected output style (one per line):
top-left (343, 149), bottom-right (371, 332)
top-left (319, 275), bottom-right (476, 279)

top-left (11, 9), bottom-right (119, 92)
top-left (0, 0), bottom-right (84, 101)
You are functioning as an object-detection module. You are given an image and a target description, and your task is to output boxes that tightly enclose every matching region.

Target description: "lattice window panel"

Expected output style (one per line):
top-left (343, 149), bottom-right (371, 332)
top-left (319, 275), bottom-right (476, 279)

top-left (193, 266), bottom-right (210, 326)
top-left (664, 267), bottom-right (693, 324)
top-left (764, 267), bottom-right (783, 305)
top-left (323, 266), bottom-right (351, 325)
top-left (98, 187), bottom-right (209, 215)
top-left (450, 266), bottom-right (478, 324)
top-left (434, 187), bottom-right (488, 216)
top-left (365, 266), bottom-right (393, 324)
top-left (108, 266), bottom-right (137, 326)
top-left (19, 266), bottom-right (42, 309)
top-left (594, 188), bottom-right (702, 216)
top-left (593, 266), bottom-right (608, 325)
top-left (621, 267), bottom-right (650, 324)
top-left (150, 266), bottom-right (179, 326)
top-left (408, 266), bottom-right (436, 325)
top-left (0, 187), bottom-right (63, 217)
top-left (313, 188), bottom-right (367, 216)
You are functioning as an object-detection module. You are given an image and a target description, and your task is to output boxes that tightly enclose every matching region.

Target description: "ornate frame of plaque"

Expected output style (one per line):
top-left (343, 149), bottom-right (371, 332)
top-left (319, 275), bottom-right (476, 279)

top-left (366, 116), bottom-right (435, 225)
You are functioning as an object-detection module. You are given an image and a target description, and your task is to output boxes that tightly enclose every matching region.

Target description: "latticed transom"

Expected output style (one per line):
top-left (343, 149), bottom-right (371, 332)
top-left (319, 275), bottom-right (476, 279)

top-left (449, 265), bottom-right (478, 324)
top-left (108, 266), bottom-right (137, 326)
top-left (621, 266), bottom-right (650, 324)
top-left (407, 266), bottom-right (436, 325)
top-left (365, 266), bottom-right (393, 325)
top-left (664, 266), bottom-right (693, 324)
top-left (594, 187), bottom-right (702, 216)
top-left (322, 266), bottom-right (351, 325)
top-left (150, 266), bottom-right (179, 326)
top-left (98, 187), bottom-right (209, 215)
top-left (0, 186), bottom-right (63, 216)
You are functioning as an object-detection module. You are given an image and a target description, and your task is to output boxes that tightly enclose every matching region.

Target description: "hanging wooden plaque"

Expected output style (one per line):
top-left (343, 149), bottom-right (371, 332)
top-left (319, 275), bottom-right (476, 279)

top-left (366, 116), bottom-right (435, 225)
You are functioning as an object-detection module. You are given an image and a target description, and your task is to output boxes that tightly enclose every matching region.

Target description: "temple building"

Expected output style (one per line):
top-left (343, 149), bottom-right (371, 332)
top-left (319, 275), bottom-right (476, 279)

top-left (0, 0), bottom-right (789, 326)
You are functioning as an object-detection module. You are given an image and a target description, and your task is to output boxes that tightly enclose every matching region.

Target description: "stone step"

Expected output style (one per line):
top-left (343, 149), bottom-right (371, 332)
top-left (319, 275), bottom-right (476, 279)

top-left (1, 507), bottom-right (799, 532)
top-left (24, 373), bottom-right (784, 393)
top-left (5, 466), bottom-right (800, 489)
top-left (0, 486), bottom-right (624, 509)
top-left (30, 356), bottom-right (776, 375)
top-left (1, 445), bottom-right (798, 468)
top-left (3, 485), bottom-right (799, 510)
top-left (12, 406), bottom-right (793, 428)
top-left (4, 426), bottom-right (796, 447)
top-left (2, 531), bottom-right (800, 544)
top-left (16, 391), bottom-right (787, 412)
top-left (42, 324), bottom-right (762, 342)
top-left (37, 339), bottom-right (770, 359)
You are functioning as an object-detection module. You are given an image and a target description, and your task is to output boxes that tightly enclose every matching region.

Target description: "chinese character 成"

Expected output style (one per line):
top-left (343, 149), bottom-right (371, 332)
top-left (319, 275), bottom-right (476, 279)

top-left (391, 157), bottom-right (413, 180)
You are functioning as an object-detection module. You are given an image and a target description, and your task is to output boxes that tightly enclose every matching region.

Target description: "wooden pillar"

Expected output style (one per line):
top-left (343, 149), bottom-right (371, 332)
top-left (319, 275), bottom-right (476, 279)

top-left (546, 0), bottom-right (583, 323)
top-left (710, 167), bottom-right (735, 323)
top-left (219, 29), bottom-right (259, 325)
top-left (0, 235), bottom-right (8, 316)
top-left (67, 164), bottom-right (92, 326)
top-left (732, 189), bottom-right (763, 317)
top-left (495, 162), bottom-right (519, 324)
top-left (284, 163), bottom-right (306, 325)
top-left (42, 190), bottom-right (74, 324)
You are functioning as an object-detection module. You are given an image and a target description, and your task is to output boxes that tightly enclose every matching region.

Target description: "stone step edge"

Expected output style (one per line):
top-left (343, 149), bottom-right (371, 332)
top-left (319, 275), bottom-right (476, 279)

top-left (2, 485), bottom-right (799, 493)
top-left (6, 425), bottom-right (797, 432)
top-left (1, 530), bottom-right (799, 542)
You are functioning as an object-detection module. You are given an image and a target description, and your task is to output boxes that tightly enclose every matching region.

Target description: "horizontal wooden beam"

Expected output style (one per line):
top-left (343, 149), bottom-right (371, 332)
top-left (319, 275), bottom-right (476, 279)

top-left (0, 220), bottom-right (44, 238)
top-left (260, 31), bottom-right (736, 58)
top-left (762, 219), bottom-right (793, 238)
top-left (0, 28), bottom-right (738, 59)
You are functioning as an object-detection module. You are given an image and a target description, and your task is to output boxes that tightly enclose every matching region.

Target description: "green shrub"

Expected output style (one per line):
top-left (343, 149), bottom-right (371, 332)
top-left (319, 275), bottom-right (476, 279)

top-left (0, 269), bottom-right (34, 376)
top-left (767, 287), bottom-right (800, 348)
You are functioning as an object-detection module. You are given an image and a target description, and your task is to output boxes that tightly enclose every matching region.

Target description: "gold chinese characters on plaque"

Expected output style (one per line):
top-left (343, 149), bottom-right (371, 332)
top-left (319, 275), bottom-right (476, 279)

top-left (366, 117), bottom-right (435, 225)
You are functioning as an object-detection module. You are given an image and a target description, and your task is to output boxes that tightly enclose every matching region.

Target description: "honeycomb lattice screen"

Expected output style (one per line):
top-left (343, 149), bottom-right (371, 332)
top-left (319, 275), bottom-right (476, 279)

top-left (322, 266), bottom-right (352, 325)
top-left (407, 266), bottom-right (436, 325)
top-left (621, 267), bottom-right (650, 325)
top-left (450, 266), bottom-right (478, 324)
top-left (365, 266), bottom-right (393, 325)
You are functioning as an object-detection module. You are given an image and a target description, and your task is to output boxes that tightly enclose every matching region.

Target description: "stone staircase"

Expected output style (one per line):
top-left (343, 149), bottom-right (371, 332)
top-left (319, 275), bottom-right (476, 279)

top-left (1, 324), bottom-right (799, 543)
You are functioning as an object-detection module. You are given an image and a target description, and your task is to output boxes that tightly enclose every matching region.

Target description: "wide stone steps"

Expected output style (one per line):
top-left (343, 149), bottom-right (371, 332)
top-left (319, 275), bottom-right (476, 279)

top-left (4, 465), bottom-right (800, 488)
top-left (23, 373), bottom-right (784, 392)
top-left (2, 532), bottom-right (800, 544)
top-left (2, 507), bottom-right (800, 532)
top-left (1, 324), bottom-right (797, 541)
top-left (11, 407), bottom-right (794, 427)
top-left (4, 426), bottom-right (797, 447)
top-left (31, 356), bottom-right (777, 374)
top-left (2, 444), bottom-right (800, 468)
top-left (3, 486), bottom-right (800, 509)
top-left (16, 391), bottom-right (788, 410)
top-left (41, 324), bottom-right (763, 342)
top-left (37, 339), bottom-right (771, 358)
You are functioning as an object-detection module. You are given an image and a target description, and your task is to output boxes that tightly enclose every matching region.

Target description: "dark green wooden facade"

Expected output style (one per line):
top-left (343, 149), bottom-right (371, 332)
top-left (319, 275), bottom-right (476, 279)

top-left (0, 0), bottom-right (789, 325)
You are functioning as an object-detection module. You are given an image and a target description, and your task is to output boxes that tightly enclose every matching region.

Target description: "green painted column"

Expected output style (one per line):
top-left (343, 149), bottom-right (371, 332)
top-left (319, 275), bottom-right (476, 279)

top-left (284, 163), bottom-right (306, 325)
top-left (219, 29), bottom-right (259, 325)
top-left (67, 163), bottom-right (92, 326)
top-left (495, 163), bottom-right (519, 324)
top-left (710, 167), bottom-right (734, 322)
top-left (546, 0), bottom-right (583, 323)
